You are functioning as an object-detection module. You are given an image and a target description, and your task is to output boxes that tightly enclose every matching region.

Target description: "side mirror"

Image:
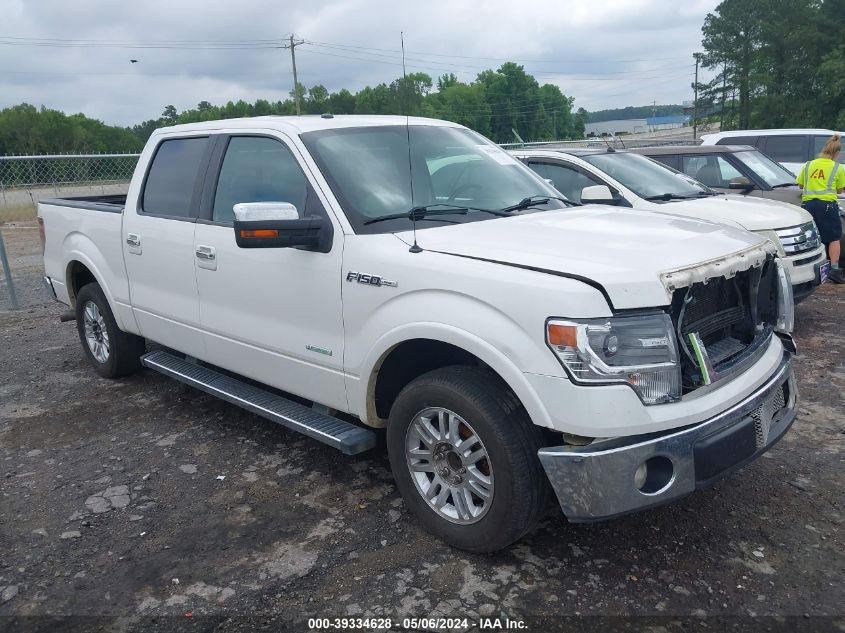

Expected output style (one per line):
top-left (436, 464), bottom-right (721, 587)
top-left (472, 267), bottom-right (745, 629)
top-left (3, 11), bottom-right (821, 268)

top-left (233, 202), bottom-right (328, 251)
top-left (581, 184), bottom-right (618, 205)
top-left (728, 177), bottom-right (754, 192)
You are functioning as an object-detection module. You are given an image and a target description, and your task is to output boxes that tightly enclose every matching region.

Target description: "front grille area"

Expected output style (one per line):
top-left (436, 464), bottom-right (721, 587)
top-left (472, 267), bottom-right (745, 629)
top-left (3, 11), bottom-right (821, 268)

top-left (751, 381), bottom-right (787, 448)
top-left (671, 257), bottom-right (778, 393)
top-left (777, 222), bottom-right (821, 256)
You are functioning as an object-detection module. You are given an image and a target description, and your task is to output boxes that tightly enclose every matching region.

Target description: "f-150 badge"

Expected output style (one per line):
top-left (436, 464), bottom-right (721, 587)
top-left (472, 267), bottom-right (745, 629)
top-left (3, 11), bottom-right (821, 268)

top-left (346, 271), bottom-right (398, 288)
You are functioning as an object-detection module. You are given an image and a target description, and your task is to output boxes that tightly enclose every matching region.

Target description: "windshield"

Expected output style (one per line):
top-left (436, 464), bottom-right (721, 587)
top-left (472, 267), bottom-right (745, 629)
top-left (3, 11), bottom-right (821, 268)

top-left (581, 152), bottom-right (709, 200)
top-left (301, 125), bottom-right (566, 233)
top-left (733, 150), bottom-right (796, 187)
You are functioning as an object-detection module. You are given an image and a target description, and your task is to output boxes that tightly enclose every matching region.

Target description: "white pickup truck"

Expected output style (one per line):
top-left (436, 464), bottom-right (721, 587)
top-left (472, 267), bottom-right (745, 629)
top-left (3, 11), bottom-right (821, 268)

top-left (40, 115), bottom-right (798, 552)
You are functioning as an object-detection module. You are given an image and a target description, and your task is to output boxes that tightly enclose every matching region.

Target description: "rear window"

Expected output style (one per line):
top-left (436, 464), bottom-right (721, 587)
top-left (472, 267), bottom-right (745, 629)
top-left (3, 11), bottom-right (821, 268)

top-left (142, 137), bottom-right (209, 218)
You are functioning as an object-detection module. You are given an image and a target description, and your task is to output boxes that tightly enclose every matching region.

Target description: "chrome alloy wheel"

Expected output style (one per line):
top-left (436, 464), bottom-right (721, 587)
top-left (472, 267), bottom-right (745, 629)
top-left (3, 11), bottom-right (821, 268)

top-left (405, 407), bottom-right (494, 524)
top-left (82, 300), bottom-right (110, 363)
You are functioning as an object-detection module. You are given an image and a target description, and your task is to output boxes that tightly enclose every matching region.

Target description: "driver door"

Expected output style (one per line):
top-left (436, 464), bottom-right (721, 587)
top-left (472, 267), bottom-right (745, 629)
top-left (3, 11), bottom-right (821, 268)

top-left (193, 133), bottom-right (347, 410)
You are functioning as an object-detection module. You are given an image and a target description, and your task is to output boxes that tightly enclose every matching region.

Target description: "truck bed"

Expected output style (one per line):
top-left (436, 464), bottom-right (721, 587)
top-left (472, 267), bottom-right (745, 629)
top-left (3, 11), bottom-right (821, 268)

top-left (40, 194), bottom-right (126, 214)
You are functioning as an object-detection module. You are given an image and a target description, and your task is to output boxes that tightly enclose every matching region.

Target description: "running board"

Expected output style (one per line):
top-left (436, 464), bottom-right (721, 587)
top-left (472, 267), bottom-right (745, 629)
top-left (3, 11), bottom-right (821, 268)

top-left (141, 350), bottom-right (376, 455)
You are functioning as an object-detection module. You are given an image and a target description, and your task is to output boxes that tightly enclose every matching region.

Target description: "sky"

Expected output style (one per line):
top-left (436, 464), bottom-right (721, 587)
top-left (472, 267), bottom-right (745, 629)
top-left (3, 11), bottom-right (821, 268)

top-left (0, 0), bottom-right (720, 127)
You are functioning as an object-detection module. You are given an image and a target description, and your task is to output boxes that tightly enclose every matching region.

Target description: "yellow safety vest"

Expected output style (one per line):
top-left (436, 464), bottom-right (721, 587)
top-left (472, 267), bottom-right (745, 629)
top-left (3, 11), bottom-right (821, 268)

top-left (796, 157), bottom-right (845, 202)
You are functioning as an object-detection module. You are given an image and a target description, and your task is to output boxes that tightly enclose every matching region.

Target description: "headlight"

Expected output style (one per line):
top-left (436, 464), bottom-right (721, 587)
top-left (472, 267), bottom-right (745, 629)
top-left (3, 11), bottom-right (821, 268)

top-left (775, 260), bottom-right (794, 333)
top-left (546, 313), bottom-right (681, 405)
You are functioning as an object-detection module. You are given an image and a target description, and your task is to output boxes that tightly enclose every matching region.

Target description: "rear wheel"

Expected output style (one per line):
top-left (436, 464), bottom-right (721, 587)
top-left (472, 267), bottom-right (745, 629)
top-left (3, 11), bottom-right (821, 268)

top-left (75, 283), bottom-right (145, 378)
top-left (387, 366), bottom-right (550, 552)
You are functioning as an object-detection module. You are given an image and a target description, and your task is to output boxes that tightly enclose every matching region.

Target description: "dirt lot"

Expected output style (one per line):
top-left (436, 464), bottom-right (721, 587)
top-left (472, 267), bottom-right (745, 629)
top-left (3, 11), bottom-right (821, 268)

top-left (1, 222), bottom-right (843, 633)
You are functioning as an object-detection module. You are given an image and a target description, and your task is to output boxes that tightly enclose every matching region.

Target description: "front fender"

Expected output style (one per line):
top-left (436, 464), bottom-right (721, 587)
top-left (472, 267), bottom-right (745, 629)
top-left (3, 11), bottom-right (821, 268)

top-left (349, 319), bottom-right (559, 431)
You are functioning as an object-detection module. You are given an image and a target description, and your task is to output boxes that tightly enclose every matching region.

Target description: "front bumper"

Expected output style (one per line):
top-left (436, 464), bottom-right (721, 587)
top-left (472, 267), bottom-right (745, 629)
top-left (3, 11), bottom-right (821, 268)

top-left (538, 352), bottom-right (796, 522)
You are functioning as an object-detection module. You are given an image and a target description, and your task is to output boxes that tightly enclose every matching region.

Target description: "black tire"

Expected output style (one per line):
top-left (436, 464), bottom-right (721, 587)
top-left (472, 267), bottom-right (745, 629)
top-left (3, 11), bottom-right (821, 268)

top-left (75, 282), bottom-right (145, 378)
top-left (387, 366), bottom-right (550, 552)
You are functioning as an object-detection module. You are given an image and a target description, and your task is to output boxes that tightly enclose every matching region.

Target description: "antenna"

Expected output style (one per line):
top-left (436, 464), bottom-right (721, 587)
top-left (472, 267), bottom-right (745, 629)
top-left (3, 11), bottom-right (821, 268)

top-left (402, 30), bottom-right (422, 254)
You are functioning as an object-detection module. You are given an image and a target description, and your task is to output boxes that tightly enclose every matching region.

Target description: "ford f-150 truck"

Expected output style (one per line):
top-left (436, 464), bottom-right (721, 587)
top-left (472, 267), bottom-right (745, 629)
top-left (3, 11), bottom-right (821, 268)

top-left (39, 116), bottom-right (798, 552)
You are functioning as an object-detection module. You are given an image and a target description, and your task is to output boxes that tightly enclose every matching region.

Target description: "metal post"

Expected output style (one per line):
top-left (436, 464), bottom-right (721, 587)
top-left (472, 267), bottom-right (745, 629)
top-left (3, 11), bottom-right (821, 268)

top-left (290, 35), bottom-right (301, 115)
top-left (0, 230), bottom-right (19, 310)
top-left (693, 53), bottom-right (701, 141)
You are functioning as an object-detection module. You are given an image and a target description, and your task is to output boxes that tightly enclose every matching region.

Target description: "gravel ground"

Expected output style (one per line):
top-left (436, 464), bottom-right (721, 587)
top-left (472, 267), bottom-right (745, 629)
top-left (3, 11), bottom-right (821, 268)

top-left (1, 222), bottom-right (843, 633)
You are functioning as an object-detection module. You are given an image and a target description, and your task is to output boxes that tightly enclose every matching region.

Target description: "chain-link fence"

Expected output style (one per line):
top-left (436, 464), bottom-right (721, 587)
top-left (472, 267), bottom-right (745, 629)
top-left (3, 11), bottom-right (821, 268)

top-left (0, 154), bottom-right (140, 217)
top-left (0, 137), bottom-right (702, 218)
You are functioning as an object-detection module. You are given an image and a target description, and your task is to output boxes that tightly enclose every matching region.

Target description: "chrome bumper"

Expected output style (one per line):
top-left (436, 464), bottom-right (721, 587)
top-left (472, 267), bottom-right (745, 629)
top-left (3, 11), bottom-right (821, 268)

top-left (538, 352), bottom-right (796, 522)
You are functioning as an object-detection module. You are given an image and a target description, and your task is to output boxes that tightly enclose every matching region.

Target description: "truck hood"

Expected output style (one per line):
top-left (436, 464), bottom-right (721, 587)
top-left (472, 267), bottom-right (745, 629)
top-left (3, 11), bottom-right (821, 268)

top-left (657, 194), bottom-right (812, 232)
top-left (401, 206), bottom-right (772, 310)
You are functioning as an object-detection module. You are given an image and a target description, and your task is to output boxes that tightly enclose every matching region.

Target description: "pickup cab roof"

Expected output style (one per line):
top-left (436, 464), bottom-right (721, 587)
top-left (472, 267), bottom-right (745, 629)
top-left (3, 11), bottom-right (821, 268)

top-left (155, 115), bottom-right (461, 136)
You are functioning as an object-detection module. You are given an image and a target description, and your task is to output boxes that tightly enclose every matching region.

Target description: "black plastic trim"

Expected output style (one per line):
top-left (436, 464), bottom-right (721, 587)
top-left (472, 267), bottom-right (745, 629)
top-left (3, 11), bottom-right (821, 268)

top-left (40, 196), bottom-right (125, 214)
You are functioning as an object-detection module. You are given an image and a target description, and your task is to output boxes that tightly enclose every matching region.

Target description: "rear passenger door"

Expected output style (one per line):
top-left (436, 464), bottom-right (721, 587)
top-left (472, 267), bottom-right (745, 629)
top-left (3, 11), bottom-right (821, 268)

top-left (123, 135), bottom-right (212, 357)
top-left (192, 133), bottom-right (348, 410)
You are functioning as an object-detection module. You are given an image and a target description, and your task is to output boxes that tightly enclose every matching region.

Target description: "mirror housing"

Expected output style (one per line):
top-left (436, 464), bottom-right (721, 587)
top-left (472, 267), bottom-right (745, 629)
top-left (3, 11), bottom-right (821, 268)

top-left (233, 202), bottom-right (330, 251)
top-left (728, 177), bottom-right (754, 193)
top-left (581, 184), bottom-right (618, 205)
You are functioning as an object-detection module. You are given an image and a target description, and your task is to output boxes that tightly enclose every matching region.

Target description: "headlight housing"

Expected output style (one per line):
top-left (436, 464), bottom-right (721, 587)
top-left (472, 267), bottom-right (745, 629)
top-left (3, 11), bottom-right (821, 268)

top-left (547, 313), bottom-right (681, 405)
top-left (775, 260), bottom-right (794, 333)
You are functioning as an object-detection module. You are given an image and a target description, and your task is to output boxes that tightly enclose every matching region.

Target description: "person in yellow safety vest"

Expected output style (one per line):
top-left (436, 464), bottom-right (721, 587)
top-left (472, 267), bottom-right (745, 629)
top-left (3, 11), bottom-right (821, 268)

top-left (795, 133), bottom-right (844, 284)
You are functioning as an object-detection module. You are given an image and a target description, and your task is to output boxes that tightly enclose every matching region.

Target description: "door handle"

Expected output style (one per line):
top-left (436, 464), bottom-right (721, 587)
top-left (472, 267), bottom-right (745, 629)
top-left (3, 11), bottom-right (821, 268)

top-left (195, 245), bottom-right (216, 260)
top-left (126, 234), bottom-right (141, 247)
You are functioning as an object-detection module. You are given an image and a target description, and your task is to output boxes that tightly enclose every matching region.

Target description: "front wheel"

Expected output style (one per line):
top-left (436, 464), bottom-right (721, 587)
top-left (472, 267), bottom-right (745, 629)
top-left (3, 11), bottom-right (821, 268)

top-left (75, 282), bottom-right (145, 378)
top-left (387, 366), bottom-right (550, 552)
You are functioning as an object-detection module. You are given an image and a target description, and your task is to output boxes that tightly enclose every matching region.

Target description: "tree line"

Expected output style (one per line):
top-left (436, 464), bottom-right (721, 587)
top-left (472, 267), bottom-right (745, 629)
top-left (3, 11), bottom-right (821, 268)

top-left (132, 63), bottom-right (584, 144)
top-left (699, 0), bottom-right (844, 130)
top-left (0, 63), bottom-right (585, 155)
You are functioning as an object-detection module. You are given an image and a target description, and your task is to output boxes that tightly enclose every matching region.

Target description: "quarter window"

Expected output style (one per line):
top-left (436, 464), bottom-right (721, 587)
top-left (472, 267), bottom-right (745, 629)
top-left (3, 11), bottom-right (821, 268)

top-left (142, 137), bottom-right (209, 218)
top-left (213, 137), bottom-right (309, 223)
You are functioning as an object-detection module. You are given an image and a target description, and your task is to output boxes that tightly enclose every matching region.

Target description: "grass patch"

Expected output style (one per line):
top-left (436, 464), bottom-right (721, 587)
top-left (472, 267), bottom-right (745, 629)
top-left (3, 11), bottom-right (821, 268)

top-left (0, 203), bottom-right (37, 223)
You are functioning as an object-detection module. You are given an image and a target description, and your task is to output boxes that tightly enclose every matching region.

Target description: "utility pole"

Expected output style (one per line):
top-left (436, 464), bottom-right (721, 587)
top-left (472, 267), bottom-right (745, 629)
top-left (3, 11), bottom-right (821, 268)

top-left (280, 35), bottom-right (304, 115)
top-left (693, 53), bottom-right (701, 140)
top-left (552, 110), bottom-right (557, 139)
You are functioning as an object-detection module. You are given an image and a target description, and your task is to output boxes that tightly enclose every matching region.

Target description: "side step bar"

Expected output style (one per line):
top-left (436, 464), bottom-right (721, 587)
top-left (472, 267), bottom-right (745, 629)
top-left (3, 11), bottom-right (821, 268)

top-left (141, 350), bottom-right (376, 455)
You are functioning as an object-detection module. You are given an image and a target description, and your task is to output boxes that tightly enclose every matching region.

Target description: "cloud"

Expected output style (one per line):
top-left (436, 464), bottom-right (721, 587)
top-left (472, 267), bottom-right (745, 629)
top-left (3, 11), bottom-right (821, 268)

top-left (0, 0), bottom-right (719, 126)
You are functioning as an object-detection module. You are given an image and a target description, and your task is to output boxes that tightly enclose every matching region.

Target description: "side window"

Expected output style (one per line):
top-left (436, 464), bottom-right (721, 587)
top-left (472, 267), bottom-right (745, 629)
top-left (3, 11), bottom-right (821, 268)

top-left (813, 135), bottom-right (831, 157)
top-left (682, 155), bottom-right (742, 187)
top-left (529, 162), bottom-right (603, 203)
top-left (650, 155), bottom-right (679, 170)
top-left (213, 137), bottom-right (310, 223)
top-left (142, 137), bottom-right (209, 217)
top-left (761, 136), bottom-right (808, 164)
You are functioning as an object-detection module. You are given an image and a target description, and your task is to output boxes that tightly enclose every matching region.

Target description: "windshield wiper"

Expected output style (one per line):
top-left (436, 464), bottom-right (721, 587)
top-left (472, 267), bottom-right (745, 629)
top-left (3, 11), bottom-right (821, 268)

top-left (771, 183), bottom-right (798, 189)
top-left (644, 193), bottom-right (692, 201)
top-left (498, 194), bottom-right (577, 213)
top-left (694, 190), bottom-right (720, 197)
top-left (363, 203), bottom-right (509, 226)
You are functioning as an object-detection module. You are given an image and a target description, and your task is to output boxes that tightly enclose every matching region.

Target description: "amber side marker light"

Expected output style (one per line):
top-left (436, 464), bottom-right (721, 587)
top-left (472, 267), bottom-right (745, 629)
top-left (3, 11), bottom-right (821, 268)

top-left (240, 229), bottom-right (279, 238)
top-left (547, 323), bottom-right (578, 347)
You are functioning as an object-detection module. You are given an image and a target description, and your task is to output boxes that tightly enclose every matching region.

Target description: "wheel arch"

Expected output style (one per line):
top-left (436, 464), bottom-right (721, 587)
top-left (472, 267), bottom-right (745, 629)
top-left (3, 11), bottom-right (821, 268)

top-left (360, 326), bottom-right (554, 431)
